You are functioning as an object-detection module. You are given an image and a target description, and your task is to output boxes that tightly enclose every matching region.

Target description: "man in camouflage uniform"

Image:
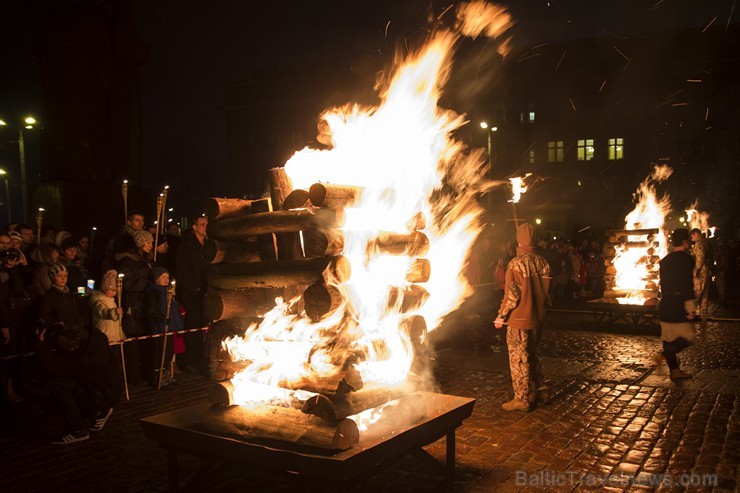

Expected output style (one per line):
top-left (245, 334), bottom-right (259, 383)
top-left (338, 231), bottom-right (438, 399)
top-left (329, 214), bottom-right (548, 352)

top-left (494, 223), bottom-right (551, 412)
top-left (690, 229), bottom-right (712, 321)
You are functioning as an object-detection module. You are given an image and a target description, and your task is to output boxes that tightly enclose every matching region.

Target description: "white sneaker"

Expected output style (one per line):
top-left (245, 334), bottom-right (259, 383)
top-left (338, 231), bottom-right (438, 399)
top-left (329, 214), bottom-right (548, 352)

top-left (50, 430), bottom-right (90, 445)
top-left (90, 407), bottom-right (113, 432)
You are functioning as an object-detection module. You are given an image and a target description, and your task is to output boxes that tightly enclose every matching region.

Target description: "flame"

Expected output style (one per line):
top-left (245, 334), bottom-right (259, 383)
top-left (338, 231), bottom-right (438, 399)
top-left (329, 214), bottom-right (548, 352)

top-left (508, 174), bottom-right (531, 203)
top-left (611, 165), bottom-right (672, 305)
top-left (224, 6), bottom-right (513, 408)
top-left (686, 201), bottom-right (711, 234)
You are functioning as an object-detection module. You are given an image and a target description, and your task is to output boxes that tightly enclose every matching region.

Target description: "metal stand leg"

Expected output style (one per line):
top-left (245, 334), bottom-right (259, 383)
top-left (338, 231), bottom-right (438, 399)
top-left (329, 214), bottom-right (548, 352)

top-left (168, 448), bottom-right (179, 493)
top-left (446, 429), bottom-right (456, 479)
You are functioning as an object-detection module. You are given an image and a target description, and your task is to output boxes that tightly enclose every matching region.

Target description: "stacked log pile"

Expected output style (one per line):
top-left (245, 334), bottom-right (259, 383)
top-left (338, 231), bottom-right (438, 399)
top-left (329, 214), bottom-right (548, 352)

top-left (601, 228), bottom-right (660, 304)
top-left (203, 167), bottom-right (431, 449)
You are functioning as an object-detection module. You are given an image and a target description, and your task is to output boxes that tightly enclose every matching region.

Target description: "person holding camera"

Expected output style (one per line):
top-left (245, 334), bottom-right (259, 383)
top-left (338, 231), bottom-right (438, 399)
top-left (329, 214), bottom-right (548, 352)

top-left (34, 322), bottom-right (123, 444)
top-left (0, 232), bottom-right (26, 404)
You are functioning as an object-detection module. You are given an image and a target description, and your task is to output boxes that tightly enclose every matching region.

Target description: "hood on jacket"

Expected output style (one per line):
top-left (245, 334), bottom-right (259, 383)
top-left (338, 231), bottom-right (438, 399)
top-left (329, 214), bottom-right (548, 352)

top-left (516, 223), bottom-right (537, 247)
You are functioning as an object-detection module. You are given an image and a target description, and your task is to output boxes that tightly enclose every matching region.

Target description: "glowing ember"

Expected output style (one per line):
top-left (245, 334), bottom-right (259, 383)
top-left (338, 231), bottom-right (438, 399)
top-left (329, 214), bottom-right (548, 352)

top-left (611, 165), bottom-right (672, 305)
top-left (222, 3), bottom-right (514, 409)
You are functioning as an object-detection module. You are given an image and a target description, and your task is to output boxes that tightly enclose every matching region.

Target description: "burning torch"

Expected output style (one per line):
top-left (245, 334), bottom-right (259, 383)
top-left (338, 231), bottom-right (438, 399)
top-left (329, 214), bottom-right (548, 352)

top-left (36, 208), bottom-right (44, 244)
top-left (116, 272), bottom-right (129, 400)
top-left (157, 279), bottom-right (176, 391)
top-left (508, 174), bottom-right (531, 229)
top-left (122, 179), bottom-right (128, 225)
top-left (154, 194), bottom-right (164, 262)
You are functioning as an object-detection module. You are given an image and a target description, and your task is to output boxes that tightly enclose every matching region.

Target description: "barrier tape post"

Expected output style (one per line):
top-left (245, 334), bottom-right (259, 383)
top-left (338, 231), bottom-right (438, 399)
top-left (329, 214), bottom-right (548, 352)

top-left (119, 342), bottom-right (130, 401)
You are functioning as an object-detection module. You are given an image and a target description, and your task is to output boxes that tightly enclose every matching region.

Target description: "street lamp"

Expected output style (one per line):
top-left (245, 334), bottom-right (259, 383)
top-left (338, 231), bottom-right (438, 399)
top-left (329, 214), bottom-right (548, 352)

top-left (0, 169), bottom-right (9, 223)
top-left (0, 115), bottom-right (37, 222)
top-left (479, 121), bottom-right (498, 169)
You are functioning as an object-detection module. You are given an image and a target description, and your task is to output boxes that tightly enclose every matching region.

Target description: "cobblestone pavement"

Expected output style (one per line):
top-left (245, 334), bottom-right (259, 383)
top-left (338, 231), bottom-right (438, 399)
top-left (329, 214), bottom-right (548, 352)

top-left (1, 313), bottom-right (738, 492)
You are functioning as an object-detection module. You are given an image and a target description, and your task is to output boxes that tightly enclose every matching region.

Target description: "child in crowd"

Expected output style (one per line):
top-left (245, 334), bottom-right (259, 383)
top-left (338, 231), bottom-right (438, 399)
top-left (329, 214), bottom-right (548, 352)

top-left (90, 270), bottom-right (124, 344)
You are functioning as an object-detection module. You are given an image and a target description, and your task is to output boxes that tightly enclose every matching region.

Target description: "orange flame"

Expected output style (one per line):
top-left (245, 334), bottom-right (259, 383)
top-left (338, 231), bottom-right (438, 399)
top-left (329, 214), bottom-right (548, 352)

top-left (612, 165), bottom-right (672, 304)
top-left (224, 5), bottom-right (513, 408)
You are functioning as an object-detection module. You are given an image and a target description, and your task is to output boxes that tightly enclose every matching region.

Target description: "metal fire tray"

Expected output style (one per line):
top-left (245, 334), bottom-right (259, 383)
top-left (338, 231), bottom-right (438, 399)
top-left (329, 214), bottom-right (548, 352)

top-left (140, 391), bottom-right (475, 492)
top-left (586, 299), bottom-right (658, 329)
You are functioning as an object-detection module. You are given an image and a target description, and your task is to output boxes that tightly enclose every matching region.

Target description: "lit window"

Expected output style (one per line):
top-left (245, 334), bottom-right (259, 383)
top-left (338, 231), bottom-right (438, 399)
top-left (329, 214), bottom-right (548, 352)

top-left (529, 149), bottom-right (535, 165)
top-left (577, 139), bottom-right (595, 161)
top-left (608, 138), bottom-right (624, 160)
top-left (528, 111), bottom-right (535, 123)
top-left (547, 141), bottom-right (564, 162)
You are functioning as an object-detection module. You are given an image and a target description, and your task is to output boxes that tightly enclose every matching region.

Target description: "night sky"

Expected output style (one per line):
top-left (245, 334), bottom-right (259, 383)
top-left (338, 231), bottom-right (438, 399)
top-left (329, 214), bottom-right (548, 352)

top-left (1, 0), bottom-right (737, 217)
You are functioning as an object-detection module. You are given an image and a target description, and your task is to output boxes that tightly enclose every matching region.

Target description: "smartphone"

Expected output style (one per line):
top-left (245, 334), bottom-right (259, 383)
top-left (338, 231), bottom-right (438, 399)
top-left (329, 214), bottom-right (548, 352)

top-left (77, 286), bottom-right (86, 296)
top-left (87, 279), bottom-right (95, 290)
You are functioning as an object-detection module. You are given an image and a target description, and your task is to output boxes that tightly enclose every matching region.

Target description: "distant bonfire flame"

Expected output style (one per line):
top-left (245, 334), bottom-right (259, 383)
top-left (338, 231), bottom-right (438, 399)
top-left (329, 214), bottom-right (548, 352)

top-left (219, 1), bottom-right (514, 437)
top-left (610, 165), bottom-right (672, 305)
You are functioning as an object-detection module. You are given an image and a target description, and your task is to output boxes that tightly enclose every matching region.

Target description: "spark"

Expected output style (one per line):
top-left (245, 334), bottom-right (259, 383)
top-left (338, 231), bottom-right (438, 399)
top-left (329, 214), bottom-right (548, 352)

top-left (703, 16), bottom-right (717, 32)
top-left (727, 0), bottom-right (736, 32)
top-left (517, 52), bottom-right (541, 62)
top-left (385, 21), bottom-right (390, 38)
top-left (569, 98), bottom-right (576, 111)
top-left (671, 102), bottom-right (688, 106)
top-left (686, 79), bottom-right (702, 83)
top-left (705, 108), bottom-right (709, 120)
top-left (599, 80), bottom-right (607, 92)
top-left (437, 4), bottom-right (454, 20)
top-left (555, 50), bottom-right (566, 71)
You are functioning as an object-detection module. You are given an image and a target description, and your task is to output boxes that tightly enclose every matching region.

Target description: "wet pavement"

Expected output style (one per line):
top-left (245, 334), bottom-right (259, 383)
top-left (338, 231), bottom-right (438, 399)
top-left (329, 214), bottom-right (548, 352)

top-left (1, 309), bottom-right (738, 492)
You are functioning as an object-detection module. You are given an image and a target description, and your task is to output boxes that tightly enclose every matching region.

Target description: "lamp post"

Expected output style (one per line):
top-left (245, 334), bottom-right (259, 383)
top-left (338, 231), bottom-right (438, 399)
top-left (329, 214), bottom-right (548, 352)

top-left (0, 116), bottom-right (37, 222)
top-left (0, 169), bottom-right (9, 223)
top-left (480, 121), bottom-right (498, 215)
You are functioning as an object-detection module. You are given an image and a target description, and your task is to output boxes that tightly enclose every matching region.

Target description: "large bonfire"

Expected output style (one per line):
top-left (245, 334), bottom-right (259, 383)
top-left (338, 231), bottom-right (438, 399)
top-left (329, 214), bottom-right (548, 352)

top-left (220, 2), bottom-right (514, 427)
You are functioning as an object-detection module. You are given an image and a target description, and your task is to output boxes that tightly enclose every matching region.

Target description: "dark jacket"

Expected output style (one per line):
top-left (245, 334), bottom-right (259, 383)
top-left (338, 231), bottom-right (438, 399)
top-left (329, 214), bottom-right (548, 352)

top-left (37, 285), bottom-right (84, 328)
top-left (658, 250), bottom-right (695, 322)
top-left (175, 235), bottom-right (210, 328)
top-left (145, 284), bottom-right (185, 334)
top-left (35, 326), bottom-right (123, 404)
top-left (117, 252), bottom-right (151, 336)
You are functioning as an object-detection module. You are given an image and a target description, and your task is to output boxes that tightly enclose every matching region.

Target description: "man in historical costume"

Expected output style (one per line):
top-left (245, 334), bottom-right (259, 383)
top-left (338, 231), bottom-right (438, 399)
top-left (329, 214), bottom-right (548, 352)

top-left (494, 223), bottom-right (551, 412)
top-left (690, 228), bottom-right (712, 321)
top-left (658, 228), bottom-right (697, 379)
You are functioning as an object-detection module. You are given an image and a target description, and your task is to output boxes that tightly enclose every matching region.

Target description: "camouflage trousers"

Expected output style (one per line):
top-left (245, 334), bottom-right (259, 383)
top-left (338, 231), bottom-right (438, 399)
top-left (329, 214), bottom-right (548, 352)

top-left (506, 327), bottom-right (544, 401)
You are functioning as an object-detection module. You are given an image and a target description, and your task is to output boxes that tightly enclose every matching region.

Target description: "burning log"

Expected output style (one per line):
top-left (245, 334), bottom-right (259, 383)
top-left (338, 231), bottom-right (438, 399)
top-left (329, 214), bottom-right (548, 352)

top-left (211, 360), bottom-right (249, 381)
top-left (205, 197), bottom-right (255, 221)
top-left (303, 283), bottom-right (344, 322)
top-left (308, 183), bottom-right (362, 208)
top-left (206, 239), bottom-right (260, 264)
top-left (606, 228), bottom-right (659, 237)
top-left (250, 198), bottom-right (278, 261)
top-left (202, 403), bottom-right (359, 450)
top-left (282, 365), bottom-right (363, 395)
top-left (302, 229), bottom-right (345, 257)
top-left (371, 231), bottom-right (430, 257)
top-left (268, 167), bottom-right (305, 261)
top-left (282, 189), bottom-right (311, 210)
top-left (207, 208), bottom-right (345, 241)
top-left (400, 314), bottom-right (427, 341)
top-left (302, 387), bottom-right (406, 421)
top-left (603, 289), bottom-right (659, 299)
top-left (406, 212), bottom-right (427, 231)
top-left (388, 284), bottom-right (430, 313)
top-left (405, 259), bottom-right (431, 283)
top-left (207, 256), bottom-right (351, 289)
top-left (208, 381), bottom-right (309, 410)
top-left (352, 392), bottom-right (430, 442)
top-left (204, 287), bottom-right (275, 321)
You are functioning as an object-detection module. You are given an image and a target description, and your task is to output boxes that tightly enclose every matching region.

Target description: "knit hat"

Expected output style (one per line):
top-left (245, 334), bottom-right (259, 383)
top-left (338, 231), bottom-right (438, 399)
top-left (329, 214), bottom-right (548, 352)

top-left (8, 231), bottom-right (21, 242)
top-left (102, 270), bottom-right (118, 292)
top-left (131, 229), bottom-right (153, 247)
top-left (150, 266), bottom-right (169, 283)
top-left (55, 230), bottom-right (72, 247)
top-left (48, 263), bottom-right (67, 280)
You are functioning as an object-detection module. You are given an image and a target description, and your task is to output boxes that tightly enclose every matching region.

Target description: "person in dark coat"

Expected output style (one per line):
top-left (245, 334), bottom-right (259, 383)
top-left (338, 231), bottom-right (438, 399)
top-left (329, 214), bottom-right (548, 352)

top-left (36, 264), bottom-right (84, 329)
top-left (35, 323), bottom-right (122, 444)
top-left (145, 266), bottom-right (184, 387)
top-left (175, 216), bottom-right (212, 375)
top-left (657, 228), bottom-right (696, 380)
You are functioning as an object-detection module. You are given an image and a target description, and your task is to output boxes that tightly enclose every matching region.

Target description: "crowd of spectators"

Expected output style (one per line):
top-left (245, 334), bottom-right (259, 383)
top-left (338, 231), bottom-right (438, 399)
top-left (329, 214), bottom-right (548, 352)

top-left (0, 212), bottom-right (212, 444)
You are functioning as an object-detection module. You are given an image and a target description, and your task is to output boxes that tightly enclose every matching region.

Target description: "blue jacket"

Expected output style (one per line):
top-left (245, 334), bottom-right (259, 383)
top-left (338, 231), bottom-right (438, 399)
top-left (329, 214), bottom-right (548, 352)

top-left (144, 284), bottom-right (184, 334)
